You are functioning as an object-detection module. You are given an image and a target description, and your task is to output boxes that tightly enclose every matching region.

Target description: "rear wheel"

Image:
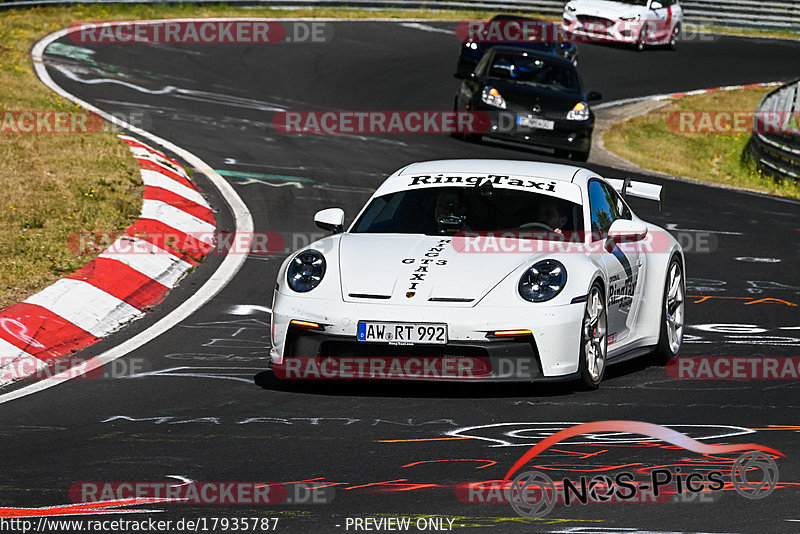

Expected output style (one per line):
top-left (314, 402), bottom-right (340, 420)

top-left (652, 257), bottom-right (685, 363)
top-left (577, 283), bottom-right (607, 390)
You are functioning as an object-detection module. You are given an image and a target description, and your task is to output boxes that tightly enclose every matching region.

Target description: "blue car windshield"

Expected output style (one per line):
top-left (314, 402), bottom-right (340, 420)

top-left (487, 53), bottom-right (581, 93)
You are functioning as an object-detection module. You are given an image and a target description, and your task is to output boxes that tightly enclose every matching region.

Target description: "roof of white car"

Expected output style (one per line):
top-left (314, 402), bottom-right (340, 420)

top-left (397, 160), bottom-right (584, 181)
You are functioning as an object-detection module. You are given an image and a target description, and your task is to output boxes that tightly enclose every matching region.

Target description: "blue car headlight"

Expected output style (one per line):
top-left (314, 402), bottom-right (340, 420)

top-left (518, 259), bottom-right (567, 302)
top-left (287, 249), bottom-right (326, 292)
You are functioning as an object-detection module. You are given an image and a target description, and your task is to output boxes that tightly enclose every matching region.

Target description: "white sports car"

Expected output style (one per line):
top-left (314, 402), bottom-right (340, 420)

top-left (562, 0), bottom-right (683, 51)
top-left (269, 160), bottom-right (685, 389)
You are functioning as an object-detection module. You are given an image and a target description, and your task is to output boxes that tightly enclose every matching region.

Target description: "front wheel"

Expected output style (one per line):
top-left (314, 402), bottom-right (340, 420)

top-left (668, 24), bottom-right (681, 50)
top-left (577, 283), bottom-right (607, 390)
top-left (652, 257), bottom-right (685, 363)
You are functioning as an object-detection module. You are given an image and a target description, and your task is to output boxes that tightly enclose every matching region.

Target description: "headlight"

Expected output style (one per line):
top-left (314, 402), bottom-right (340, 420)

top-left (287, 249), bottom-right (326, 292)
top-left (565, 1), bottom-right (577, 11)
top-left (620, 14), bottom-right (641, 21)
top-left (518, 259), bottom-right (567, 302)
top-left (566, 101), bottom-right (589, 121)
top-left (465, 41), bottom-right (478, 49)
top-left (481, 86), bottom-right (507, 109)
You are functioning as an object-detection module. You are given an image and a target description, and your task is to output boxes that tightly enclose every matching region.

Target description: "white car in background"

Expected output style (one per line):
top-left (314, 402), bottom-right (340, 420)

top-left (269, 160), bottom-right (686, 390)
top-left (562, 0), bottom-right (683, 51)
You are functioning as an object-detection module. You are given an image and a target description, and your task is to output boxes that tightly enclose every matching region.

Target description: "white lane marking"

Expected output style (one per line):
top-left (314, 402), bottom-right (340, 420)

top-left (25, 279), bottom-right (143, 337)
top-left (99, 238), bottom-right (192, 288)
top-left (122, 366), bottom-right (261, 384)
top-left (227, 304), bottom-right (272, 315)
top-left (140, 199), bottom-right (216, 241)
top-left (735, 257), bottom-right (781, 263)
top-left (0, 24), bottom-right (253, 405)
top-left (51, 65), bottom-right (287, 112)
top-left (399, 22), bottom-right (455, 35)
top-left (666, 223), bottom-right (744, 236)
top-left (594, 81), bottom-right (784, 110)
top-left (140, 169), bottom-right (209, 207)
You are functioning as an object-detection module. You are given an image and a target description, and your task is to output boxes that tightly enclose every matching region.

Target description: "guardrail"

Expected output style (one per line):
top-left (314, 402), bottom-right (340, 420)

top-left (749, 79), bottom-right (800, 186)
top-left (1, 0), bottom-right (799, 32)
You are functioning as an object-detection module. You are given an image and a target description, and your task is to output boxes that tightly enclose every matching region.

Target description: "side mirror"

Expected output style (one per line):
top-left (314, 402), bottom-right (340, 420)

top-left (606, 219), bottom-right (648, 250)
top-left (314, 207), bottom-right (345, 234)
top-left (587, 91), bottom-right (603, 102)
top-left (651, 1), bottom-right (663, 9)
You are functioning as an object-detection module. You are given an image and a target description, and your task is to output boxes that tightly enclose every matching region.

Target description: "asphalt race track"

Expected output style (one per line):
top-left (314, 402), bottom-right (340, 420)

top-left (2, 20), bottom-right (800, 533)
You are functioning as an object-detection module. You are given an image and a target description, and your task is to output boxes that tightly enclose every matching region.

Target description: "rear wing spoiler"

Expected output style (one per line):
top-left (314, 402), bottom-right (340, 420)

top-left (607, 178), bottom-right (662, 203)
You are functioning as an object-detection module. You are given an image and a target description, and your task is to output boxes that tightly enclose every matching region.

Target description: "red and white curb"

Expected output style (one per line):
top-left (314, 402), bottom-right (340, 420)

top-left (0, 135), bottom-right (215, 385)
top-left (594, 81), bottom-right (785, 110)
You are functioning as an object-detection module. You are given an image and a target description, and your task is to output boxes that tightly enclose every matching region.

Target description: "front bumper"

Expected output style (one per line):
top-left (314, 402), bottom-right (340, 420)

top-left (270, 295), bottom-right (585, 381)
top-left (474, 105), bottom-right (593, 153)
top-left (561, 15), bottom-right (643, 44)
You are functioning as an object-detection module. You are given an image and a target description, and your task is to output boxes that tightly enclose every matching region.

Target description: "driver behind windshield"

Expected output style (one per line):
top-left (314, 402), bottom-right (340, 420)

top-left (535, 196), bottom-right (569, 235)
top-left (435, 189), bottom-right (470, 234)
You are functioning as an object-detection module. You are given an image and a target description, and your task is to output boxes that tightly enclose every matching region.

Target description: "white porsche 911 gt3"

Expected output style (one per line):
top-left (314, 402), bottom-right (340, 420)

top-left (269, 160), bottom-right (685, 389)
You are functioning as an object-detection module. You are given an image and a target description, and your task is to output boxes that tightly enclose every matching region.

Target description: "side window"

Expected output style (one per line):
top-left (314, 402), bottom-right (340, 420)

top-left (587, 180), bottom-right (620, 237)
top-left (614, 190), bottom-right (632, 220)
top-left (474, 52), bottom-right (492, 77)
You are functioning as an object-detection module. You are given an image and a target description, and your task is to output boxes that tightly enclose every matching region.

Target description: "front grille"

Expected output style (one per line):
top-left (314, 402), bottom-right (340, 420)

top-left (576, 15), bottom-right (615, 24)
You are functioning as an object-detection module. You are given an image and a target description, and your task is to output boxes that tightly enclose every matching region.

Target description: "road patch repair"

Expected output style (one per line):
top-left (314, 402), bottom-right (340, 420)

top-left (0, 135), bottom-right (215, 385)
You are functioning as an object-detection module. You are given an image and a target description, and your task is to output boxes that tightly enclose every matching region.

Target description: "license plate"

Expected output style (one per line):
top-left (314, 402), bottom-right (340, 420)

top-left (357, 322), bottom-right (447, 345)
top-left (517, 115), bottom-right (555, 130)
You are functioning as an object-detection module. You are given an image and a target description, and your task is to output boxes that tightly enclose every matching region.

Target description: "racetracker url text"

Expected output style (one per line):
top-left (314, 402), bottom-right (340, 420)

top-left (0, 517), bottom-right (279, 533)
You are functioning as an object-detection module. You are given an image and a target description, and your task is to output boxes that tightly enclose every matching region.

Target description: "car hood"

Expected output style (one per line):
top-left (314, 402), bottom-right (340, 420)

top-left (572, 0), bottom-right (648, 18)
top-left (486, 79), bottom-right (584, 113)
top-left (338, 233), bottom-right (537, 305)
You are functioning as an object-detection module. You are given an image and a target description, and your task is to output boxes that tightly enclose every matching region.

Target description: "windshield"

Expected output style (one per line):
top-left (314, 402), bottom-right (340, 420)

top-left (351, 186), bottom-right (583, 237)
top-left (487, 53), bottom-right (581, 93)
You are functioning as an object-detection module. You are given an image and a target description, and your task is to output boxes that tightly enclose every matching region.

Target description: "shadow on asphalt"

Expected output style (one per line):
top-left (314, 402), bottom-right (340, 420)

top-left (253, 355), bottom-right (657, 398)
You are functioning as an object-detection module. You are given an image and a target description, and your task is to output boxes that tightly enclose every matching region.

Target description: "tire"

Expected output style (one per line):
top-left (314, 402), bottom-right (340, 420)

top-left (577, 283), bottom-right (608, 390)
top-left (668, 24), bottom-right (681, 50)
top-left (635, 28), bottom-right (646, 51)
top-left (651, 257), bottom-right (685, 364)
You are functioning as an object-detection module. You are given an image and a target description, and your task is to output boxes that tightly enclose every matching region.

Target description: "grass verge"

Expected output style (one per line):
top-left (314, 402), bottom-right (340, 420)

top-left (603, 87), bottom-right (800, 200)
